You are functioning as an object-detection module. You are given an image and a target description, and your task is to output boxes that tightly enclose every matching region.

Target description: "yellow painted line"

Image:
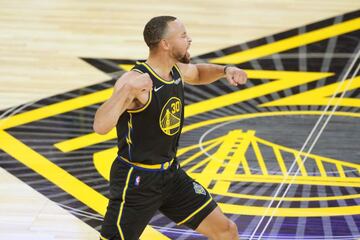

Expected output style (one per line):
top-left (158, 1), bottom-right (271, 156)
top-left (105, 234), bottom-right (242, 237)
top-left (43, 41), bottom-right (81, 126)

top-left (315, 158), bottom-right (327, 177)
top-left (198, 131), bottom-right (238, 189)
top-left (55, 129), bottom-right (116, 153)
top-left (185, 71), bottom-right (333, 118)
top-left (182, 111), bottom-right (360, 134)
top-left (336, 163), bottom-right (346, 178)
top-left (273, 147), bottom-right (288, 176)
top-left (210, 190), bottom-right (360, 202)
top-left (222, 130), bottom-right (253, 176)
top-left (177, 136), bottom-right (224, 157)
top-left (180, 140), bottom-right (223, 167)
top-left (61, 111), bottom-right (359, 181)
top-left (93, 147), bottom-right (117, 181)
top-left (186, 157), bottom-right (212, 173)
top-left (0, 88), bottom-right (113, 130)
top-left (189, 173), bottom-right (360, 188)
top-left (236, 149), bottom-right (251, 175)
top-left (255, 135), bottom-right (360, 170)
top-left (58, 130), bottom-right (223, 156)
top-left (118, 64), bottom-right (134, 71)
top-left (180, 111), bottom-right (360, 189)
top-left (295, 156), bottom-right (308, 177)
top-left (261, 76), bottom-right (360, 108)
top-left (0, 131), bottom-right (170, 239)
top-left (210, 17), bottom-right (360, 64)
top-left (251, 138), bottom-right (268, 175)
top-left (0, 130), bottom-right (108, 215)
top-left (140, 227), bottom-right (171, 240)
top-left (219, 203), bottom-right (360, 217)
top-left (213, 130), bottom-right (254, 192)
top-left (0, 71), bottom-right (333, 132)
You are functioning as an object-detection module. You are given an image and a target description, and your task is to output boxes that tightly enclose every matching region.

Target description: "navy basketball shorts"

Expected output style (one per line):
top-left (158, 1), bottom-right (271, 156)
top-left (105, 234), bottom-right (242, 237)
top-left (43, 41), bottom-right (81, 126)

top-left (100, 158), bottom-right (217, 240)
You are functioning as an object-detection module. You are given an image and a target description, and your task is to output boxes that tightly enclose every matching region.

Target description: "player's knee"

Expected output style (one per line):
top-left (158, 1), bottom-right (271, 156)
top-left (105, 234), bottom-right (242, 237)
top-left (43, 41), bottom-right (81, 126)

top-left (225, 220), bottom-right (238, 239)
top-left (229, 220), bottom-right (239, 239)
top-left (213, 219), bottom-right (238, 240)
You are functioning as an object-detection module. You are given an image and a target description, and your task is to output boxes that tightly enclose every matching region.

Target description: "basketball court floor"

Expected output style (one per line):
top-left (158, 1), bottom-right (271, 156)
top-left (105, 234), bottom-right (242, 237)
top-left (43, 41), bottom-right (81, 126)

top-left (0, 1), bottom-right (360, 239)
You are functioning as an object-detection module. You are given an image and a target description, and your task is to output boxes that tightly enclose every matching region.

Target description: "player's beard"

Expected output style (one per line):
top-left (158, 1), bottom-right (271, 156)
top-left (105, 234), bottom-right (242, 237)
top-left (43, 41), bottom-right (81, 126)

top-left (179, 51), bottom-right (190, 64)
top-left (173, 48), bottom-right (190, 64)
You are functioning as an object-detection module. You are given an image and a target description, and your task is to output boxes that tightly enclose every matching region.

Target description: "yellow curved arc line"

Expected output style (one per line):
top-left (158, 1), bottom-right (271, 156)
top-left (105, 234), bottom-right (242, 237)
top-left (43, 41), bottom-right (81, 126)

top-left (189, 172), bottom-right (360, 188)
top-left (177, 136), bottom-right (225, 156)
top-left (211, 190), bottom-right (360, 202)
top-left (219, 203), bottom-right (360, 217)
top-left (182, 111), bottom-right (360, 133)
top-left (56, 111), bottom-right (360, 156)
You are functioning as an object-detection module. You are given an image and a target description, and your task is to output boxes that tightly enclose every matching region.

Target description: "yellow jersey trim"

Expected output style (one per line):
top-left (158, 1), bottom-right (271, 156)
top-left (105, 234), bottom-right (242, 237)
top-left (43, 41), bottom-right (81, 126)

top-left (116, 167), bottom-right (134, 240)
top-left (119, 156), bottom-right (174, 170)
top-left (100, 235), bottom-right (109, 240)
top-left (141, 62), bottom-right (175, 84)
top-left (174, 64), bottom-right (184, 82)
top-left (131, 68), bottom-right (144, 74)
top-left (177, 196), bottom-right (213, 225)
top-left (127, 90), bottom-right (152, 113)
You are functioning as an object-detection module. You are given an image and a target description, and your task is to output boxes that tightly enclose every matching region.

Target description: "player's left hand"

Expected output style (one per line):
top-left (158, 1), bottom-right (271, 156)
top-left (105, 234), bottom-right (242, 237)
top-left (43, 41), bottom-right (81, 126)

top-left (225, 66), bottom-right (247, 86)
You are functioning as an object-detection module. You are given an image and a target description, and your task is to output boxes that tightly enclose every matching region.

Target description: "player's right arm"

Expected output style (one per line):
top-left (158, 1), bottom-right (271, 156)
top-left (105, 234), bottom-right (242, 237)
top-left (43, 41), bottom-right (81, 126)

top-left (93, 71), bottom-right (152, 135)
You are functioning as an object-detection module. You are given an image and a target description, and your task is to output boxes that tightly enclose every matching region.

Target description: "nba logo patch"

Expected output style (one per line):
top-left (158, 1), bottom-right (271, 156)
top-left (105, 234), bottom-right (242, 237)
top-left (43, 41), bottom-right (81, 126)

top-left (193, 182), bottom-right (206, 195)
top-left (135, 176), bottom-right (141, 186)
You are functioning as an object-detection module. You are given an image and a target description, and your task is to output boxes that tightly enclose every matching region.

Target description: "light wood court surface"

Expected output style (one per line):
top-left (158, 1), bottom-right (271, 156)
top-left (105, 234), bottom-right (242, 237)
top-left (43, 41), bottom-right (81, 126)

top-left (0, 1), bottom-right (359, 239)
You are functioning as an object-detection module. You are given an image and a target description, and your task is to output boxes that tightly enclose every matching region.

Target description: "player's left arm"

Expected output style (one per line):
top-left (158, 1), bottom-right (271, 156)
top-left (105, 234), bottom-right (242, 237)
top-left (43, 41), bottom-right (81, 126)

top-left (177, 63), bottom-right (247, 86)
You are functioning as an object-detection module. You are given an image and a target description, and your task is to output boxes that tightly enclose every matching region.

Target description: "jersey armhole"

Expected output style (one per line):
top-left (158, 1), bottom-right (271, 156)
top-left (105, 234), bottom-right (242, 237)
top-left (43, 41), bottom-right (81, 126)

top-left (127, 88), bottom-right (152, 114)
top-left (131, 68), bottom-right (144, 74)
top-left (127, 67), bottom-right (152, 113)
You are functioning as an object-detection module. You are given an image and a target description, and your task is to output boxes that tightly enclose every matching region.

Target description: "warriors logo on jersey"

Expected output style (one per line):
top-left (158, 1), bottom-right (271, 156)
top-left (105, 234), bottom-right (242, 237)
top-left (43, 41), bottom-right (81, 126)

top-left (159, 97), bottom-right (182, 136)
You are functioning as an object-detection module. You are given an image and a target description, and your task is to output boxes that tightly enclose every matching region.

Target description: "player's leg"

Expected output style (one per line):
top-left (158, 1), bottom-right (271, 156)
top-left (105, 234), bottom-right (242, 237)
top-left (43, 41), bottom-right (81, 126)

top-left (160, 163), bottom-right (239, 239)
top-left (100, 160), bottom-right (162, 240)
top-left (195, 206), bottom-right (239, 240)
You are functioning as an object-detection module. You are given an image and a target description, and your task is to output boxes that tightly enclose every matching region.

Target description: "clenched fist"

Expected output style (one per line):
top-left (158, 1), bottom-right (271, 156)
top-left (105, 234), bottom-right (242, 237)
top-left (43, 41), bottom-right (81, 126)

top-left (225, 66), bottom-right (247, 86)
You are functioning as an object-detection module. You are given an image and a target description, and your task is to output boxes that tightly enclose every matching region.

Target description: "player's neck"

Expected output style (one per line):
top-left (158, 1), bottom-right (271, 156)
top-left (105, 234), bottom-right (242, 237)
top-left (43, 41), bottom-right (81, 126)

top-left (146, 52), bottom-right (175, 81)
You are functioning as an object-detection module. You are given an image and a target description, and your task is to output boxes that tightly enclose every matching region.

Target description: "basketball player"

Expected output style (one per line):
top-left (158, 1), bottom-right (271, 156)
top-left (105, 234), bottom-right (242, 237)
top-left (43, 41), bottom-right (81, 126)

top-left (94, 16), bottom-right (247, 240)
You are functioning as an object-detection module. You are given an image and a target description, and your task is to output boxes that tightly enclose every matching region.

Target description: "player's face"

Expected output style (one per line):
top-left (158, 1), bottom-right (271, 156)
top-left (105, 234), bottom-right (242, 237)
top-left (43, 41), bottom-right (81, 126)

top-left (164, 20), bottom-right (192, 64)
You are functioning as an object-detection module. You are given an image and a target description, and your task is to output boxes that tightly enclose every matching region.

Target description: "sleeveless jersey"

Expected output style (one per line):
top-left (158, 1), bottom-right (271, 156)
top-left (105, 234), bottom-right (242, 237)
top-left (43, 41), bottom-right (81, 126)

top-left (116, 61), bottom-right (185, 165)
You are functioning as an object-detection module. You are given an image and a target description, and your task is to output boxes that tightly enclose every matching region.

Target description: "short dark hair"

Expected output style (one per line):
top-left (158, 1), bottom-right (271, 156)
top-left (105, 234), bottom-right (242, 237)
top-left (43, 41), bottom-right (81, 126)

top-left (143, 16), bottom-right (177, 49)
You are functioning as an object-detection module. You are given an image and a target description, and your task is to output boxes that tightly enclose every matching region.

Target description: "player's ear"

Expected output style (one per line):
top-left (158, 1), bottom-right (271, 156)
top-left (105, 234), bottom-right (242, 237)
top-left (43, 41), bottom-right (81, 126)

top-left (159, 39), bottom-right (170, 51)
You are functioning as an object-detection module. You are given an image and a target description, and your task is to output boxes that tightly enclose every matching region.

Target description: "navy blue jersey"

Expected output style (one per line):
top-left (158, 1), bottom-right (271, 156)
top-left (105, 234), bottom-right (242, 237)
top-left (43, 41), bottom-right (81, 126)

top-left (116, 61), bottom-right (185, 164)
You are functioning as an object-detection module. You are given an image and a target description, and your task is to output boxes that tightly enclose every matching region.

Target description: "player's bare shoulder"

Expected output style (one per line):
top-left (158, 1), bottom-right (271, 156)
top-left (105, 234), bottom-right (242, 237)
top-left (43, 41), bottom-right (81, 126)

top-left (113, 70), bottom-right (142, 92)
top-left (175, 62), bottom-right (198, 84)
top-left (113, 70), bottom-right (153, 110)
top-left (114, 71), bottom-right (152, 93)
